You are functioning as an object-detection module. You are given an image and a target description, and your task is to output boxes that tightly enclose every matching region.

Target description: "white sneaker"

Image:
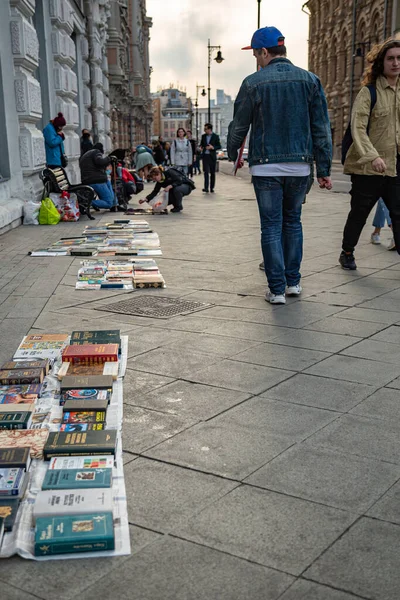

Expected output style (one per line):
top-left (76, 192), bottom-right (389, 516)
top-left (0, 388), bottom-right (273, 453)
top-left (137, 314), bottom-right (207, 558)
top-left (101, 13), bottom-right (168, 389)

top-left (286, 284), bottom-right (302, 296)
top-left (265, 292), bottom-right (286, 304)
top-left (387, 237), bottom-right (396, 251)
top-left (370, 233), bottom-right (381, 244)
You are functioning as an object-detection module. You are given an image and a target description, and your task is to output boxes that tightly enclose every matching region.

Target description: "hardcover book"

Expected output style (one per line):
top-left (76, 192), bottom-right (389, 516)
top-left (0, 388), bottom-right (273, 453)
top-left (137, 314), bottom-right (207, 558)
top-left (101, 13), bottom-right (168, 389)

top-left (34, 512), bottom-right (114, 555)
top-left (1, 360), bottom-right (50, 375)
top-left (62, 344), bottom-right (119, 364)
top-left (0, 384), bottom-right (42, 404)
top-left (0, 467), bottom-right (27, 497)
top-left (41, 468), bottom-right (112, 490)
top-left (0, 447), bottom-right (31, 470)
top-left (60, 376), bottom-right (114, 392)
top-left (49, 455), bottom-right (114, 470)
top-left (0, 368), bottom-right (44, 385)
top-left (70, 330), bottom-right (121, 348)
top-left (62, 397), bottom-right (110, 412)
top-left (33, 489), bottom-right (113, 521)
top-left (0, 497), bottom-right (19, 531)
top-left (0, 429), bottom-right (49, 459)
top-left (0, 411), bottom-right (32, 430)
top-left (43, 430), bottom-right (117, 459)
top-left (62, 411), bottom-right (106, 424)
top-left (56, 361), bottom-right (118, 381)
top-left (59, 423), bottom-right (105, 432)
top-left (0, 404), bottom-right (35, 413)
top-left (14, 334), bottom-right (69, 360)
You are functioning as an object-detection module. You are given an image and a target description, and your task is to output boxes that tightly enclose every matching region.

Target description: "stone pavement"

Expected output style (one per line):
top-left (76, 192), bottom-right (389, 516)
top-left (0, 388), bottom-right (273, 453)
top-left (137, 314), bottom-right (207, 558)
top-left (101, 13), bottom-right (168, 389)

top-left (1, 171), bottom-right (400, 599)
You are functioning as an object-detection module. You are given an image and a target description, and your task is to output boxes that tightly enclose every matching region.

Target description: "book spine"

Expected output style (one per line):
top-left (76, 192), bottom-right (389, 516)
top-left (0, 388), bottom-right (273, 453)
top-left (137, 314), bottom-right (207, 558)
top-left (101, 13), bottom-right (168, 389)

top-left (0, 423), bottom-right (27, 430)
top-left (0, 376), bottom-right (41, 385)
top-left (35, 539), bottom-right (115, 556)
top-left (44, 449), bottom-right (115, 459)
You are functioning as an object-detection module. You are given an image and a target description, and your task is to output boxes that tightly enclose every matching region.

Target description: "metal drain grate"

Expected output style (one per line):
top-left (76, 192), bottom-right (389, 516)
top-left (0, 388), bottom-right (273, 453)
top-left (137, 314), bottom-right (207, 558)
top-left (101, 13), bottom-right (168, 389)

top-left (95, 296), bottom-right (213, 319)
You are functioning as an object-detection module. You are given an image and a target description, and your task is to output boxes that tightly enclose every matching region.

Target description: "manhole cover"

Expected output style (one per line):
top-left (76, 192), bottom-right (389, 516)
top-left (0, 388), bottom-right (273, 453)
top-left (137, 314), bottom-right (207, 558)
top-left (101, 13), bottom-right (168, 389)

top-left (95, 296), bottom-right (213, 319)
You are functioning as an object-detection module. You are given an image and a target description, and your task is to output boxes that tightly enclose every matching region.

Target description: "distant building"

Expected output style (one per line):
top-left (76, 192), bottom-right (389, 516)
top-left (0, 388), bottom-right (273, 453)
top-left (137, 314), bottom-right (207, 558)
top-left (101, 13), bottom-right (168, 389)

top-left (151, 88), bottom-right (192, 141)
top-left (216, 89), bottom-right (233, 105)
top-left (304, 0), bottom-right (398, 158)
top-left (215, 89), bottom-right (234, 148)
top-left (194, 107), bottom-right (221, 141)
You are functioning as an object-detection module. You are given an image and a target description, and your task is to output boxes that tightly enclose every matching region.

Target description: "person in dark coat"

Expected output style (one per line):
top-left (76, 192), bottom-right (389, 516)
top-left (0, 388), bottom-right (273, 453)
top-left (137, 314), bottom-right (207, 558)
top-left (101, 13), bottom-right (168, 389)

top-left (140, 166), bottom-right (191, 213)
top-left (79, 142), bottom-right (117, 210)
top-left (80, 129), bottom-right (93, 156)
top-left (200, 123), bottom-right (221, 193)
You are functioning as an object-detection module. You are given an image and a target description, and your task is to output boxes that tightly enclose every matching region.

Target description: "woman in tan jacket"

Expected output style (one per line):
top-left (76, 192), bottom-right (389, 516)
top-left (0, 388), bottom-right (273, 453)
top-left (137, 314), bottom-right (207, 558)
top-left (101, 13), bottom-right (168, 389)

top-left (340, 39), bottom-right (400, 270)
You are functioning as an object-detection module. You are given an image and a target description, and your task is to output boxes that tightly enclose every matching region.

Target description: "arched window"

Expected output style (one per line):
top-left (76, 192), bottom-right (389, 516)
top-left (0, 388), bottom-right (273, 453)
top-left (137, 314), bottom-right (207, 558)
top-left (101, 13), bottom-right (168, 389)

top-left (340, 30), bottom-right (349, 81)
top-left (330, 38), bottom-right (339, 86)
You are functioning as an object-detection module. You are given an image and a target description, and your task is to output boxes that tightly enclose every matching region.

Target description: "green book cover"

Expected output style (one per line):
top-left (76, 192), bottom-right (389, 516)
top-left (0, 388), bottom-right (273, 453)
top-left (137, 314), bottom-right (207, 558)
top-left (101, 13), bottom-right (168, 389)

top-left (70, 330), bottom-right (121, 349)
top-left (43, 430), bottom-right (117, 459)
top-left (34, 512), bottom-right (114, 555)
top-left (42, 468), bottom-right (112, 490)
top-left (0, 412), bottom-right (31, 430)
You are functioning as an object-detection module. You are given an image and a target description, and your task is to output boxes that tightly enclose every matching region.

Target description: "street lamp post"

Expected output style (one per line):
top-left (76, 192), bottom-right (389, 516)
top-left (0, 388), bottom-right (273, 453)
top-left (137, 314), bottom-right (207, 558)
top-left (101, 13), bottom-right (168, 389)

top-left (207, 39), bottom-right (224, 125)
top-left (195, 83), bottom-right (206, 142)
top-left (257, 0), bottom-right (262, 28)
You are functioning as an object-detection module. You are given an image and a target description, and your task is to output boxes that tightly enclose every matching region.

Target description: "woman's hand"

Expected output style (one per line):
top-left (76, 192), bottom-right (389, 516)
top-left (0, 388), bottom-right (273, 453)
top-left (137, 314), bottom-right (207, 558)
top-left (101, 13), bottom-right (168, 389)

top-left (139, 198), bottom-right (147, 205)
top-left (165, 185), bottom-right (173, 191)
top-left (372, 157), bottom-right (387, 173)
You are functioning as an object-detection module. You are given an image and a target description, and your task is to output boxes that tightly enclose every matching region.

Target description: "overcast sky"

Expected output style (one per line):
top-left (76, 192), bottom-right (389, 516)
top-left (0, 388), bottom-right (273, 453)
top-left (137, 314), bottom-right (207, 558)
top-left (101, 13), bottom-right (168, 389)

top-left (146, 0), bottom-right (309, 106)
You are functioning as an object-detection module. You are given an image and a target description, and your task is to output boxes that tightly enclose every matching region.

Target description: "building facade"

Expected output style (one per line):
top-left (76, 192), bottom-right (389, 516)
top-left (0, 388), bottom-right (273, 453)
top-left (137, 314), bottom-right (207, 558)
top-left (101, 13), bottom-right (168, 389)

top-left (0, 0), bottom-right (152, 234)
top-left (151, 88), bottom-right (192, 141)
top-left (304, 0), bottom-right (398, 158)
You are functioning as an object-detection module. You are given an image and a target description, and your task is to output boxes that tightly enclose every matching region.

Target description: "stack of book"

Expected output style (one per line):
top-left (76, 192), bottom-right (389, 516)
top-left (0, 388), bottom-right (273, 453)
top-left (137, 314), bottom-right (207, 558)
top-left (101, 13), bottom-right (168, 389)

top-left (0, 327), bottom-right (130, 559)
top-left (75, 258), bottom-right (165, 290)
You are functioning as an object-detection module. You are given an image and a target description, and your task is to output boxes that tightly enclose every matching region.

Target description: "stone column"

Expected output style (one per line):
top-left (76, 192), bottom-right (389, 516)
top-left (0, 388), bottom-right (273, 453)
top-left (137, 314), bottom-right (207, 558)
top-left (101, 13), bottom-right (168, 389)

top-left (10, 0), bottom-right (45, 176)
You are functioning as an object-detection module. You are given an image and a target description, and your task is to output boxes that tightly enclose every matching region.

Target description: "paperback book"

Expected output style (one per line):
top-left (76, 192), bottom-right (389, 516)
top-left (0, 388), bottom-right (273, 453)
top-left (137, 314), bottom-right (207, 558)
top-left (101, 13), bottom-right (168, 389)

top-left (0, 468), bottom-right (27, 497)
top-left (49, 455), bottom-right (114, 470)
top-left (33, 489), bottom-right (113, 521)
top-left (41, 468), bottom-right (112, 490)
top-left (14, 334), bottom-right (69, 360)
top-left (0, 447), bottom-right (31, 470)
top-left (0, 497), bottom-right (19, 531)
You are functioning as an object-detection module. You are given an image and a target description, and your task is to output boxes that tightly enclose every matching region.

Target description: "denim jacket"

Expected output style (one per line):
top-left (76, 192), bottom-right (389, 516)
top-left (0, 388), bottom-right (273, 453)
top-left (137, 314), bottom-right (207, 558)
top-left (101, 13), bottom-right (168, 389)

top-left (227, 58), bottom-right (332, 178)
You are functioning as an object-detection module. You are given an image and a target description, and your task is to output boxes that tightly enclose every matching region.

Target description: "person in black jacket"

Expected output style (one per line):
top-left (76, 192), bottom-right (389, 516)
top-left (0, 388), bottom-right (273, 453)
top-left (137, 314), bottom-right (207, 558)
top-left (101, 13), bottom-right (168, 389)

top-left (200, 123), bottom-right (221, 193)
top-left (80, 129), bottom-right (93, 156)
top-left (79, 143), bottom-right (117, 210)
top-left (140, 166), bottom-right (191, 212)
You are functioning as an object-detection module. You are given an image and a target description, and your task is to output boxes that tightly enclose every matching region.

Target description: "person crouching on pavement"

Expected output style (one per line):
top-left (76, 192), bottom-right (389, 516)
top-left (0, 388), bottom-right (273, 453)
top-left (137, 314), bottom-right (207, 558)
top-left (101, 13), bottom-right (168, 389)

top-left (140, 166), bottom-right (191, 213)
top-left (79, 142), bottom-right (118, 211)
top-left (340, 39), bottom-right (400, 270)
top-left (227, 26), bottom-right (332, 305)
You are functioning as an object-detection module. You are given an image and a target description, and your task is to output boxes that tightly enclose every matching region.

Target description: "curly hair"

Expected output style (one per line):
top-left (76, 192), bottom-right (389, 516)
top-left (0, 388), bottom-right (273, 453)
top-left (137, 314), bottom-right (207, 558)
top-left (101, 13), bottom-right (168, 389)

top-left (362, 39), bottom-right (400, 85)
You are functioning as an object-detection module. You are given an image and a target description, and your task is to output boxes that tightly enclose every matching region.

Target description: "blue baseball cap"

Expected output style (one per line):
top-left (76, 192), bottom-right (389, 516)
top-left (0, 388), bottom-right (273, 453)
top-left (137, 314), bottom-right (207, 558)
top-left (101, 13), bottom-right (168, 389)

top-left (242, 26), bottom-right (285, 50)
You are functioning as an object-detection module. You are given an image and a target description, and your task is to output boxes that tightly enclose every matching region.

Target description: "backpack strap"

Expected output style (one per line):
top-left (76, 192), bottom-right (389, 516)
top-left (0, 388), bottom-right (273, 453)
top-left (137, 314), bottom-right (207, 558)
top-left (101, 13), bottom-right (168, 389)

top-left (366, 84), bottom-right (377, 135)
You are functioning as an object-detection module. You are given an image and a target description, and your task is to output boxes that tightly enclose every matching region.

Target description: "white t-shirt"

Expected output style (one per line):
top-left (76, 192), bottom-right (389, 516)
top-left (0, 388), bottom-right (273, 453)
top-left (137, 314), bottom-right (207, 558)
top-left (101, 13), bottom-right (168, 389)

top-left (250, 163), bottom-right (311, 177)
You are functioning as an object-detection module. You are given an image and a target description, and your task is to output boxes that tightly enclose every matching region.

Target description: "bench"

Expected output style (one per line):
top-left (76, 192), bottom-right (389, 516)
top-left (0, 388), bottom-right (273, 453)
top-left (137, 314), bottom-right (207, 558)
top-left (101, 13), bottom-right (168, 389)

top-left (39, 167), bottom-right (96, 220)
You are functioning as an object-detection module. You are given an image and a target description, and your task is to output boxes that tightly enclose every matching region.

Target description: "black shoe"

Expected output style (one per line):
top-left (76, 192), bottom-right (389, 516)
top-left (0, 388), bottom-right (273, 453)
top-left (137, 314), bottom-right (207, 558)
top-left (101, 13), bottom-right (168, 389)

top-left (339, 250), bottom-right (357, 270)
top-left (170, 208), bottom-right (181, 213)
top-left (92, 205), bottom-right (101, 212)
top-left (202, 188), bottom-right (209, 193)
top-left (210, 189), bottom-right (215, 193)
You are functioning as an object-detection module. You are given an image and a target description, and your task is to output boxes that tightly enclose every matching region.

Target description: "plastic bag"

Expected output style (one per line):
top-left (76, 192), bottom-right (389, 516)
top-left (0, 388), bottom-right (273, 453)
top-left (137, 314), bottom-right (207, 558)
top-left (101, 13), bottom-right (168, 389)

top-left (62, 193), bottom-right (80, 221)
top-left (38, 198), bottom-right (61, 225)
top-left (49, 193), bottom-right (64, 218)
top-left (23, 198), bottom-right (41, 226)
top-left (147, 190), bottom-right (169, 213)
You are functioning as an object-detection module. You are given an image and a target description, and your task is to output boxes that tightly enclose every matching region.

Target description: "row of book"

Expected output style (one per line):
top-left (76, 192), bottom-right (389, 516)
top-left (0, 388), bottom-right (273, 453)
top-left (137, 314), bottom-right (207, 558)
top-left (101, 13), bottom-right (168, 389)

top-left (29, 219), bottom-right (163, 258)
top-left (76, 258), bottom-right (166, 290)
top-left (0, 330), bottom-right (130, 559)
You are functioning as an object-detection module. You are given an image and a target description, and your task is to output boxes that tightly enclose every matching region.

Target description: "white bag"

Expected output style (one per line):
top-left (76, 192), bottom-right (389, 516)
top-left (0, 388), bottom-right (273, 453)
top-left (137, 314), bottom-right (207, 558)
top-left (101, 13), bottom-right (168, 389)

top-left (49, 193), bottom-right (64, 217)
top-left (147, 190), bottom-right (169, 212)
top-left (23, 198), bottom-right (41, 226)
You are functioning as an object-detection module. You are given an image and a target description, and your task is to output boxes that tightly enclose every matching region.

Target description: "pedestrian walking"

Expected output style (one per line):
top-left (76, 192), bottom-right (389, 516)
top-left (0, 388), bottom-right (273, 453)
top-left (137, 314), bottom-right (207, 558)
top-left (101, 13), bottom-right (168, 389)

top-left (43, 112), bottom-right (67, 169)
top-left (140, 166), bottom-right (192, 213)
top-left (135, 145), bottom-right (156, 182)
top-left (200, 124), bottom-right (221, 193)
top-left (153, 141), bottom-right (166, 166)
top-left (371, 198), bottom-right (396, 250)
top-left (186, 130), bottom-right (197, 177)
top-left (340, 39), bottom-right (400, 270)
top-left (80, 129), bottom-right (93, 157)
top-left (170, 128), bottom-right (193, 175)
top-left (79, 143), bottom-right (117, 211)
top-left (227, 26), bottom-right (332, 304)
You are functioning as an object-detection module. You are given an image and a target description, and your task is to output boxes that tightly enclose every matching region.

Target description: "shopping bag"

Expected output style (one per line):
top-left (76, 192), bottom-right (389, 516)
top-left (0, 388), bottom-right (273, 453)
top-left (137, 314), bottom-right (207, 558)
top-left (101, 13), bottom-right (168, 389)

top-left (62, 193), bottom-right (80, 221)
top-left (38, 197), bottom-right (61, 225)
top-left (147, 190), bottom-right (169, 213)
top-left (23, 198), bottom-right (41, 225)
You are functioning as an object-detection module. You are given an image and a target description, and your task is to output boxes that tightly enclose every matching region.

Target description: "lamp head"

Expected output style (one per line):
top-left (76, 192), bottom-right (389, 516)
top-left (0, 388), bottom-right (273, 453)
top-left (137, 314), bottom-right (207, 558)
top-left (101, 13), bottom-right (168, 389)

top-left (201, 88), bottom-right (206, 96)
top-left (215, 50), bottom-right (224, 64)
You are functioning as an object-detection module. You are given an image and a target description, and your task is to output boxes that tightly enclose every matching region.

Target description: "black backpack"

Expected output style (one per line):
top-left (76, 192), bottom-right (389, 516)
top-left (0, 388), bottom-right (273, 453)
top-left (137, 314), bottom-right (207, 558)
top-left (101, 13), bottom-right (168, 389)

top-left (341, 84), bottom-right (377, 165)
top-left (167, 167), bottom-right (196, 191)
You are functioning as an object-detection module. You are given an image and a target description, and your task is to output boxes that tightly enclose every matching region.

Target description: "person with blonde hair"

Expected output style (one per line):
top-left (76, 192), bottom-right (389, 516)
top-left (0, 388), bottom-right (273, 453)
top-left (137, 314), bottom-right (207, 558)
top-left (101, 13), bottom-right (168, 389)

top-left (340, 39), bottom-right (400, 269)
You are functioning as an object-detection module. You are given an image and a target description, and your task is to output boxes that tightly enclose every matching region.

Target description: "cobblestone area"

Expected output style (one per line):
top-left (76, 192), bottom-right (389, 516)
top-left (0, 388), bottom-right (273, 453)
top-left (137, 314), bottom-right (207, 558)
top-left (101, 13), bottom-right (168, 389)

top-left (1, 173), bottom-right (400, 600)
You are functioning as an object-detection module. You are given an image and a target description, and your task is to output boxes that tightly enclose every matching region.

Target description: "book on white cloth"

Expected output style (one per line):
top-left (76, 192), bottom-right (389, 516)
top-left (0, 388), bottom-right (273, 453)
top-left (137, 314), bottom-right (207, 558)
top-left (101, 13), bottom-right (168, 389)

top-left (33, 488), bottom-right (113, 521)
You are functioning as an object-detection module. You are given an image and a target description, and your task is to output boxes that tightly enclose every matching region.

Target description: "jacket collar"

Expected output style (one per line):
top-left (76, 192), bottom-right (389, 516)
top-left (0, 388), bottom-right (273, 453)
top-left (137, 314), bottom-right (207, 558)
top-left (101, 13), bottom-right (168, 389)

top-left (266, 57), bottom-right (292, 68)
top-left (377, 74), bottom-right (400, 90)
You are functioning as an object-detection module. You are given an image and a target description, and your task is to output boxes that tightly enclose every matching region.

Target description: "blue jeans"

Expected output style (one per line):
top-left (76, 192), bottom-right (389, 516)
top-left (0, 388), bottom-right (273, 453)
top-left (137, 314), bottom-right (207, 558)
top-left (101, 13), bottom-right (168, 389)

top-left (90, 181), bottom-right (116, 209)
top-left (253, 176), bottom-right (309, 295)
top-left (372, 198), bottom-right (392, 228)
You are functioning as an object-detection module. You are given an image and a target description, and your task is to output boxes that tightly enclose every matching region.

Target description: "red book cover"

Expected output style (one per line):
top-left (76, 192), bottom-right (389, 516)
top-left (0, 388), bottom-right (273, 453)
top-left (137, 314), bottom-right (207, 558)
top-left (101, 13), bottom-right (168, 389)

top-left (61, 344), bottom-right (119, 364)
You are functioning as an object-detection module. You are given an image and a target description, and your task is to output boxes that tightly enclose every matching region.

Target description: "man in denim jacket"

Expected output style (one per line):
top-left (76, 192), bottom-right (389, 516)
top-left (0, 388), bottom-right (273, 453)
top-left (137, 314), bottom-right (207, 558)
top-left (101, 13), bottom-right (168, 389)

top-left (228, 27), bottom-right (332, 304)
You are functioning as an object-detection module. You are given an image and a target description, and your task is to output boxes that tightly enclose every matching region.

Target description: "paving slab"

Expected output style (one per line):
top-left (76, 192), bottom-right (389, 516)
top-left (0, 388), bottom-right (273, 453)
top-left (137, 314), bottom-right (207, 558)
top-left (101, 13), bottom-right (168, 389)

top-left (333, 306), bottom-right (400, 324)
top-left (135, 380), bottom-right (251, 420)
top-left (340, 338), bottom-right (400, 364)
top-left (78, 537), bottom-right (294, 600)
top-left (304, 518), bottom-right (400, 600)
top-left (263, 328), bottom-right (360, 353)
top-left (279, 579), bottom-right (364, 600)
top-left (245, 443), bottom-right (400, 513)
top-left (304, 354), bottom-right (400, 386)
top-left (234, 342), bottom-right (330, 371)
top-left (123, 367), bottom-right (176, 397)
top-left (260, 373), bottom-right (375, 412)
top-left (366, 479), bottom-right (400, 525)
top-left (349, 387), bottom-right (400, 421)
top-left (307, 413), bottom-right (400, 464)
top-left (174, 485), bottom-right (357, 576)
top-left (305, 316), bottom-right (388, 337)
top-left (369, 324), bottom-right (400, 344)
top-left (129, 346), bottom-right (222, 379)
top-left (123, 458), bottom-right (238, 531)
top-left (203, 319), bottom-right (294, 342)
top-left (163, 331), bottom-right (262, 358)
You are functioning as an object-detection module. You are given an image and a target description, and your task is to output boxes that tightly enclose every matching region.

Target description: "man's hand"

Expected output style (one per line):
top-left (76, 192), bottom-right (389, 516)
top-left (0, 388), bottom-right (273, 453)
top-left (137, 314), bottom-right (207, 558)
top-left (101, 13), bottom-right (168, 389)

top-left (236, 159), bottom-right (245, 169)
top-left (317, 177), bottom-right (332, 190)
top-left (372, 157), bottom-right (386, 173)
top-left (207, 144), bottom-right (214, 150)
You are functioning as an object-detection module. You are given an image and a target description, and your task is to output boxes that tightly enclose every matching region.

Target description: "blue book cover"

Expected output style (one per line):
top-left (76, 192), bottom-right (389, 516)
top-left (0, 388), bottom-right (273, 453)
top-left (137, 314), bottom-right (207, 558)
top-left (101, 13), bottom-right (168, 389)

top-left (34, 512), bottom-right (114, 555)
top-left (42, 468), bottom-right (112, 490)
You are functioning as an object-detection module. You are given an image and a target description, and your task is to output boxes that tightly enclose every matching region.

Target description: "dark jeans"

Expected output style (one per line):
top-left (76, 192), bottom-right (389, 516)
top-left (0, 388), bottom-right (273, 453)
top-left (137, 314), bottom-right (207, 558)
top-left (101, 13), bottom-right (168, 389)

top-left (169, 183), bottom-right (190, 210)
top-left (253, 175), bottom-right (309, 295)
top-left (342, 163), bottom-right (400, 254)
top-left (202, 155), bottom-right (216, 191)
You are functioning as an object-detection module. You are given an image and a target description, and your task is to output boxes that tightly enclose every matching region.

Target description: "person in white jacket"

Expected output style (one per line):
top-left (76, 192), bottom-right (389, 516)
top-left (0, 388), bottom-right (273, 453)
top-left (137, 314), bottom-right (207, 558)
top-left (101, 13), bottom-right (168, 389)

top-left (170, 128), bottom-right (193, 175)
